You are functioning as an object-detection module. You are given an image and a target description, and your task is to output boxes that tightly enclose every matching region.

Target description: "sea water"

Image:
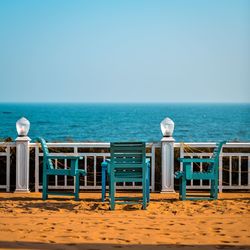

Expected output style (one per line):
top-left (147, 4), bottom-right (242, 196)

top-left (0, 103), bottom-right (249, 142)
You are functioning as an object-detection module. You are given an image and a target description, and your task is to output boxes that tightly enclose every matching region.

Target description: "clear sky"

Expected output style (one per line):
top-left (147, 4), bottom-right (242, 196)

top-left (0, 0), bottom-right (249, 103)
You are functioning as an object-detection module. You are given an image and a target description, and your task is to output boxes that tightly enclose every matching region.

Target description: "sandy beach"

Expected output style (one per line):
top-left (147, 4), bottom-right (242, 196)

top-left (0, 192), bottom-right (249, 250)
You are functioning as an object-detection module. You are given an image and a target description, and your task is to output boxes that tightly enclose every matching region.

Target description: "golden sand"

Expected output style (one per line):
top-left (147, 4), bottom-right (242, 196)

top-left (0, 192), bottom-right (249, 250)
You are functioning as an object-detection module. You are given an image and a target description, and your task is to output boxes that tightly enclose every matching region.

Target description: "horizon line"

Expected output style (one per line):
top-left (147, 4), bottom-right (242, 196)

top-left (0, 101), bottom-right (249, 105)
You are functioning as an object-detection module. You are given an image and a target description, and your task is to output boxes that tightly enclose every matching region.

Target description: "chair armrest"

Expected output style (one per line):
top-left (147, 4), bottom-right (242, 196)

top-left (145, 159), bottom-right (151, 180)
top-left (46, 155), bottom-right (82, 175)
top-left (101, 159), bottom-right (110, 168)
top-left (178, 158), bottom-right (215, 163)
top-left (175, 171), bottom-right (183, 179)
top-left (46, 155), bottom-right (83, 160)
top-left (101, 159), bottom-right (111, 176)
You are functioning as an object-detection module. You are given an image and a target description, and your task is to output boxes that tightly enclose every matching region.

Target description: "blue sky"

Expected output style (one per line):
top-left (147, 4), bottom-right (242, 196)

top-left (0, 0), bottom-right (249, 103)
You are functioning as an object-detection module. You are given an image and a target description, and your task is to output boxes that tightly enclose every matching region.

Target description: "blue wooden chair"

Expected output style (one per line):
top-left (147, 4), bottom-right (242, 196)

top-left (175, 141), bottom-right (226, 200)
top-left (36, 137), bottom-right (86, 201)
top-left (101, 142), bottom-right (150, 210)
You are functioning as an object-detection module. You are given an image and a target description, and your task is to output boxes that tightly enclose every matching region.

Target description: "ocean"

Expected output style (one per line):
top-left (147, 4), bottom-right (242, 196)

top-left (0, 103), bottom-right (249, 142)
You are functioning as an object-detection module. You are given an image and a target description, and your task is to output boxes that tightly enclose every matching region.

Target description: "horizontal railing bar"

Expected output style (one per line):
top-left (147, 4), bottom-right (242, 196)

top-left (30, 142), bottom-right (110, 148)
top-left (0, 142), bottom-right (16, 147)
top-left (175, 142), bottom-right (250, 148)
top-left (183, 153), bottom-right (213, 156)
top-left (186, 185), bottom-right (250, 189)
top-left (38, 185), bottom-right (149, 190)
top-left (37, 152), bottom-right (153, 157)
top-left (38, 153), bottom-right (110, 157)
top-left (0, 142), bottom-right (249, 148)
top-left (30, 142), bottom-right (161, 148)
top-left (220, 186), bottom-right (250, 189)
top-left (183, 153), bottom-right (250, 157)
top-left (221, 153), bottom-right (250, 157)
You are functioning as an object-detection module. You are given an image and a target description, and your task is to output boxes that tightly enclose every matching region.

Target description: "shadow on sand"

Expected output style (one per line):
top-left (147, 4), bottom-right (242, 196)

top-left (0, 241), bottom-right (249, 250)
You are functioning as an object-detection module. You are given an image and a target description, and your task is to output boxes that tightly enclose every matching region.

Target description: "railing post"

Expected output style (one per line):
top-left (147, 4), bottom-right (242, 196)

top-left (15, 136), bottom-right (31, 193)
top-left (219, 155), bottom-right (223, 193)
top-left (151, 143), bottom-right (155, 192)
top-left (6, 145), bottom-right (11, 192)
top-left (35, 145), bottom-right (39, 192)
top-left (161, 136), bottom-right (175, 193)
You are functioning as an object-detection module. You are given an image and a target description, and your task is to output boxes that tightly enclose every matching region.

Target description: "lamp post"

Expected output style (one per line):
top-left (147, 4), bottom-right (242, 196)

top-left (160, 117), bottom-right (175, 193)
top-left (15, 117), bottom-right (31, 193)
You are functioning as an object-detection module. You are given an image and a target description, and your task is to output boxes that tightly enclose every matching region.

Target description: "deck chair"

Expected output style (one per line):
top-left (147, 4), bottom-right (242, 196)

top-left (101, 142), bottom-right (150, 210)
top-left (175, 141), bottom-right (226, 200)
top-left (36, 137), bottom-right (86, 201)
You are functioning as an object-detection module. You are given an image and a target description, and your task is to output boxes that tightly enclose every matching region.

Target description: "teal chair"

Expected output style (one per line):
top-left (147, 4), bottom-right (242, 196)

top-left (101, 142), bottom-right (150, 210)
top-left (175, 141), bottom-right (226, 200)
top-left (37, 137), bottom-right (86, 201)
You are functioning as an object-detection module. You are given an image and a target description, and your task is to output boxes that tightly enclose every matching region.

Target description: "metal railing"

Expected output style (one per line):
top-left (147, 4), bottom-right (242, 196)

top-left (30, 142), bottom-right (157, 192)
top-left (0, 141), bottom-right (249, 192)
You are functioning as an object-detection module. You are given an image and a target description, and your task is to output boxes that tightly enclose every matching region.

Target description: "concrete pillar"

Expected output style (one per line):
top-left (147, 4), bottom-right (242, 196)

top-left (161, 136), bottom-right (175, 193)
top-left (15, 136), bottom-right (31, 193)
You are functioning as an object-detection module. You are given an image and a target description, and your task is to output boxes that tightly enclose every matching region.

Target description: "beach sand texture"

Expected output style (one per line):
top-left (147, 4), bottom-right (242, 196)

top-left (0, 192), bottom-right (249, 250)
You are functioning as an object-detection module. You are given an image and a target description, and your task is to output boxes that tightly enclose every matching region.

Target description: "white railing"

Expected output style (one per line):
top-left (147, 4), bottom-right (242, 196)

top-left (0, 142), bottom-right (15, 192)
top-left (0, 141), bottom-right (249, 192)
top-left (30, 142), bottom-right (157, 193)
top-left (174, 142), bottom-right (250, 192)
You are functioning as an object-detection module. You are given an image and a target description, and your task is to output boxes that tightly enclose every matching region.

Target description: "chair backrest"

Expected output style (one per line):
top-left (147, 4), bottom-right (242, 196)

top-left (208, 141), bottom-right (226, 172)
top-left (37, 137), bottom-right (54, 170)
top-left (110, 142), bottom-right (146, 170)
top-left (212, 141), bottom-right (226, 160)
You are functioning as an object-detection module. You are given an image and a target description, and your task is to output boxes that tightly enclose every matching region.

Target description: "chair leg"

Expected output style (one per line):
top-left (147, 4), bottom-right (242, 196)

top-left (110, 180), bottom-right (115, 210)
top-left (142, 179), bottom-right (147, 210)
top-left (179, 178), bottom-right (182, 199)
top-left (110, 183), bottom-right (115, 210)
top-left (210, 180), bottom-right (214, 198)
top-left (211, 179), bottom-right (218, 199)
top-left (75, 174), bottom-right (80, 201)
top-left (146, 177), bottom-right (150, 203)
top-left (42, 174), bottom-right (48, 200)
top-left (179, 177), bottom-right (182, 200)
top-left (108, 176), bottom-right (111, 199)
top-left (146, 166), bottom-right (150, 203)
top-left (181, 177), bottom-right (186, 200)
top-left (101, 166), bottom-right (106, 202)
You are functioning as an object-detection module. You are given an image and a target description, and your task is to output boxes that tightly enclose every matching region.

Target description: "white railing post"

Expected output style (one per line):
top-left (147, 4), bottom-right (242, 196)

top-left (248, 156), bottom-right (250, 187)
top-left (35, 145), bottom-right (39, 192)
top-left (15, 136), bottom-right (31, 193)
top-left (161, 136), bottom-right (175, 193)
top-left (219, 155), bottom-right (223, 193)
top-left (6, 145), bottom-right (10, 192)
top-left (15, 117), bottom-right (31, 193)
top-left (151, 143), bottom-right (155, 192)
